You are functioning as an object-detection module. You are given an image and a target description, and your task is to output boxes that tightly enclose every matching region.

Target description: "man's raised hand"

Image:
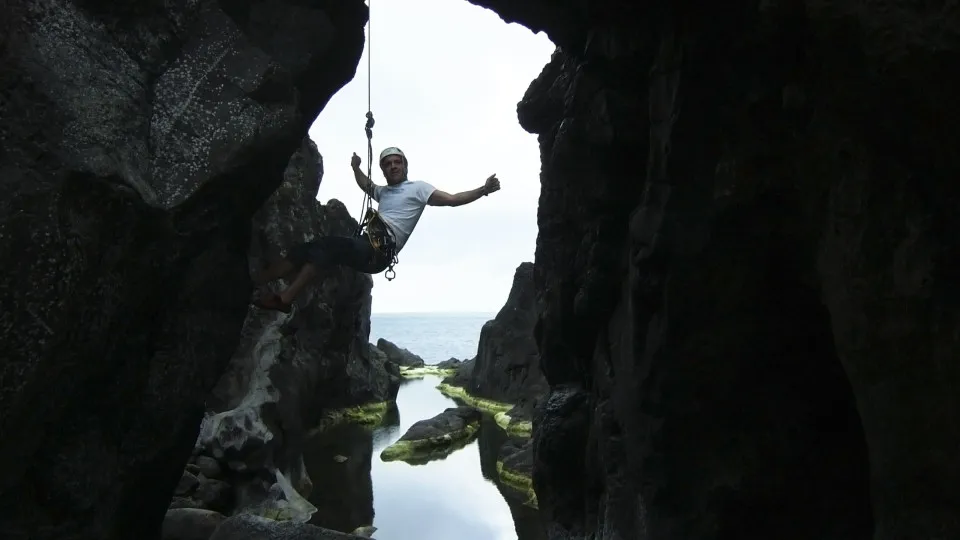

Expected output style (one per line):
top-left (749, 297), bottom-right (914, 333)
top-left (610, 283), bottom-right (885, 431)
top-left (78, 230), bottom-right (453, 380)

top-left (484, 174), bottom-right (501, 195)
top-left (351, 153), bottom-right (362, 169)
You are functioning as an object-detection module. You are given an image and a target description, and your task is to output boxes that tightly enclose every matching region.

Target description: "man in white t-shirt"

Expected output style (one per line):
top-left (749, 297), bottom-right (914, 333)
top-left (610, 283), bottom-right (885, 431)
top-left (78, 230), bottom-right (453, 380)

top-left (254, 146), bottom-right (500, 312)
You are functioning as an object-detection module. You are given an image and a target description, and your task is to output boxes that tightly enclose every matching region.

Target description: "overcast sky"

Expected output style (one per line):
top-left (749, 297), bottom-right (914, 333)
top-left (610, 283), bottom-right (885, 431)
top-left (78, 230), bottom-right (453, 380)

top-left (308, 0), bottom-right (555, 314)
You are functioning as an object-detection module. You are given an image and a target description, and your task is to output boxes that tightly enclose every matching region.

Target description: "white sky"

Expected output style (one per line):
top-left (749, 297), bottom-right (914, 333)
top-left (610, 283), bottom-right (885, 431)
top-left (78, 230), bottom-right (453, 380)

top-left (308, 0), bottom-right (555, 314)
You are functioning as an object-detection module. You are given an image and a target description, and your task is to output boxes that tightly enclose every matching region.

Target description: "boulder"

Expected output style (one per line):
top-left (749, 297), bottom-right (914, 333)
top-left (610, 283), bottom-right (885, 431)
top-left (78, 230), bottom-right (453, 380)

top-left (375, 338), bottom-right (425, 367)
top-left (380, 406), bottom-right (481, 464)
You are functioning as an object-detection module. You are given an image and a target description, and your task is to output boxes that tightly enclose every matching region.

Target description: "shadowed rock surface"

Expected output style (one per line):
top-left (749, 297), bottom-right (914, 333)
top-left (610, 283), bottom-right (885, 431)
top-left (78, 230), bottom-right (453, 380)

top-left (0, 0), bottom-right (366, 538)
top-left (466, 0), bottom-right (960, 538)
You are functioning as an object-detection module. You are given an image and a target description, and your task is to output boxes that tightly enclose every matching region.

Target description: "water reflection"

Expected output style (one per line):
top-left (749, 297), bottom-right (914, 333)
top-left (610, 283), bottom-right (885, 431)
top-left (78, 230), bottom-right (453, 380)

top-left (303, 375), bottom-right (544, 540)
top-left (303, 403), bottom-right (399, 532)
top-left (477, 415), bottom-right (545, 540)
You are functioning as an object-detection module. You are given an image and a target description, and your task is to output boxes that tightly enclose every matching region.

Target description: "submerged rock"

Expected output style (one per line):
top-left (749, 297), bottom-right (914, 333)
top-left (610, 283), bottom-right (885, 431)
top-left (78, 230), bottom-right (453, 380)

top-left (375, 338), bottom-right (426, 367)
top-left (209, 514), bottom-right (370, 540)
top-left (380, 406), bottom-right (481, 464)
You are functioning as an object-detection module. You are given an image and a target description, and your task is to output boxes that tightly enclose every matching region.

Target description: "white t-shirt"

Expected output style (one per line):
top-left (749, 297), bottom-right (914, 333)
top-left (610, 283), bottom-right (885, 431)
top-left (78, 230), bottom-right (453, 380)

top-left (372, 180), bottom-right (436, 252)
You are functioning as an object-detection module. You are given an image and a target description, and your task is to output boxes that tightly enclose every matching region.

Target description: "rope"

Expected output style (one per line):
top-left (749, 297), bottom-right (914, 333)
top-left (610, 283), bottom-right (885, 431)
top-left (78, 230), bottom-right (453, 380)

top-left (353, 0), bottom-right (398, 281)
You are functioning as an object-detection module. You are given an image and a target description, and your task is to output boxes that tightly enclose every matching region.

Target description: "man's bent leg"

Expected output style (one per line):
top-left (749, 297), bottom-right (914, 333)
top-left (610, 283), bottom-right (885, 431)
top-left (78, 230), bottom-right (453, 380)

top-left (254, 236), bottom-right (386, 312)
top-left (278, 263), bottom-right (317, 305)
top-left (253, 258), bottom-right (295, 285)
top-left (303, 235), bottom-right (387, 274)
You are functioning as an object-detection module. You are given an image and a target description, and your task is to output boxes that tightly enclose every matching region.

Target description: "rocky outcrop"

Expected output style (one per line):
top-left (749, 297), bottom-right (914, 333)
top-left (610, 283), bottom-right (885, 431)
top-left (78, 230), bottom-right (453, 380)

top-left (0, 0), bottom-right (367, 538)
top-left (442, 262), bottom-right (546, 429)
top-left (193, 140), bottom-right (399, 520)
top-left (468, 0), bottom-right (960, 539)
top-left (380, 406), bottom-right (481, 464)
top-left (469, 262), bottom-right (545, 408)
top-left (375, 338), bottom-right (426, 368)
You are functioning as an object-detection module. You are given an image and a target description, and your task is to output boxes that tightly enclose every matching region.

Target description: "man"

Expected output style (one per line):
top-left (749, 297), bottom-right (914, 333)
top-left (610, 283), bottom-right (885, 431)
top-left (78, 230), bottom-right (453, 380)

top-left (253, 146), bottom-right (500, 312)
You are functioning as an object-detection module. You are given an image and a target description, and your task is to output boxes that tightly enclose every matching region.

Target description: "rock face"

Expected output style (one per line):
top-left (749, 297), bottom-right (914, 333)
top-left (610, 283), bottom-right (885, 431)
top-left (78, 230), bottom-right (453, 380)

top-left (195, 139), bottom-right (399, 519)
top-left (468, 1), bottom-right (960, 539)
top-left (0, 1), bottom-right (367, 538)
top-left (375, 338), bottom-right (426, 368)
top-left (465, 262), bottom-right (546, 412)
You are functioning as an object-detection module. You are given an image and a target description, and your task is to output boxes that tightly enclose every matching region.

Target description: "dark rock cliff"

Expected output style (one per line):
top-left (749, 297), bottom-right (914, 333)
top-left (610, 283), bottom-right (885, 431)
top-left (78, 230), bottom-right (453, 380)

top-left (469, 1), bottom-right (960, 539)
top-left (452, 262), bottom-right (546, 414)
top-left (0, 1), bottom-right (367, 539)
top-left (195, 138), bottom-right (398, 518)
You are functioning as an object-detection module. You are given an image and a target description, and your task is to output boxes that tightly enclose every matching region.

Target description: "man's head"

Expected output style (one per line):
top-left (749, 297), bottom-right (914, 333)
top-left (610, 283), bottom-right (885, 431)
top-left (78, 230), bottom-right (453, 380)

top-left (379, 147), bottom-right (408, 185)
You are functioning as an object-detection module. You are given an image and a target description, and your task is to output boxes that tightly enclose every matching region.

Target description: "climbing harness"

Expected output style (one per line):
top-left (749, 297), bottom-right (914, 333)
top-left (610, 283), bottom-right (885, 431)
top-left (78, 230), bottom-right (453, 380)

top-left (353, 0), bottom-right (399, 281)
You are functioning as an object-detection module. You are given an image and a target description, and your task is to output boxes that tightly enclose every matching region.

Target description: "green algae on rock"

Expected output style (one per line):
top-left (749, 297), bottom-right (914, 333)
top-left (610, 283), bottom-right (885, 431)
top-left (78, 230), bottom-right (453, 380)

top-left (309, 401), bottom-right (394, 435)
top-left (380, 406), bottom-right (482, 464)
top-left (398, 365), bottom-right (458, 379)
top-left (497, 460), bottom-right (538, 509)
top-left (494, 411), bottom-right (533, 438)
top-left (437, 383), bottom-right (513, 415)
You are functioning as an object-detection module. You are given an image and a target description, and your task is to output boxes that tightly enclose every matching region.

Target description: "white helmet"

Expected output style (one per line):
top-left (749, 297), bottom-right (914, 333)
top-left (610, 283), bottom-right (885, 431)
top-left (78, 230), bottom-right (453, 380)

top-left (379, 147), bottom-right (406, 164)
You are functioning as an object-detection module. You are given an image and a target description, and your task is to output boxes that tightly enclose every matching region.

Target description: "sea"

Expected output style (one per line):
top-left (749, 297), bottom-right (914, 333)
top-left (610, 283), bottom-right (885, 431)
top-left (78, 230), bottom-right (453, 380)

top-left (304, 312), bottom-right (529, 540)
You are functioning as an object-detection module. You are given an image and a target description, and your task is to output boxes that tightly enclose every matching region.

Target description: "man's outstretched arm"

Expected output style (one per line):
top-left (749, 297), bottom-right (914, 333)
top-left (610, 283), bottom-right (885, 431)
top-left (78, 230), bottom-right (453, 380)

top-left (351, 152), bottom-right (377, 196)
top-left (428, 174), bottom-right (501, 207)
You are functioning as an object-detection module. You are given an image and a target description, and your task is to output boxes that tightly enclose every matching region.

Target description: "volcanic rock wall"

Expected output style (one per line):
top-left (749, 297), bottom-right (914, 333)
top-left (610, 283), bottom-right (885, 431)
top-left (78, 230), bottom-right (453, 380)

top-left (470, 1), bottom-right (960, 539)
top-left (0, 1), bottom-right (367, 538)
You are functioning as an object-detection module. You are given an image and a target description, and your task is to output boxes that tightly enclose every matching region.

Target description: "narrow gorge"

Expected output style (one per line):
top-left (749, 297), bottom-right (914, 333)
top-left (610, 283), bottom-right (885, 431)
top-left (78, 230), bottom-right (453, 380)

top-left (2, 0), bottom-right (959, 539)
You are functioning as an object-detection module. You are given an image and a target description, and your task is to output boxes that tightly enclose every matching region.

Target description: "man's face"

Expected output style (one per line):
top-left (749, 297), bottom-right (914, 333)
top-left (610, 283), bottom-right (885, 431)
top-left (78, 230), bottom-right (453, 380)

top-left (380, 155), bottom-right (406, 184)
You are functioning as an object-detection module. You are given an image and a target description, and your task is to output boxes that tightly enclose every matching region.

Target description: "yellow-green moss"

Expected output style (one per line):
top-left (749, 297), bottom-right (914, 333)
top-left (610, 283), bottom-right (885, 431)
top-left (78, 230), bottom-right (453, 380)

top-left (309, 401), bottom-right (392, 435)
top-left (436, 383), bottom-right (513, 415)
top-left (497, 460), bottom-right (538, 509)
top-left (493, 411), bottom-right (533, 438)
top-left (380, 421), bottom-right (480, 464)
top-left (398, 365), bottom-right (458, 379)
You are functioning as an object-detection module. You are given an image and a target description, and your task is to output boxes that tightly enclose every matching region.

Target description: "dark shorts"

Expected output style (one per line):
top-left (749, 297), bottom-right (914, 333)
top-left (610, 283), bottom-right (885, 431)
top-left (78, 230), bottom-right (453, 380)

top-left (286, 234), bottom-right (392, 275)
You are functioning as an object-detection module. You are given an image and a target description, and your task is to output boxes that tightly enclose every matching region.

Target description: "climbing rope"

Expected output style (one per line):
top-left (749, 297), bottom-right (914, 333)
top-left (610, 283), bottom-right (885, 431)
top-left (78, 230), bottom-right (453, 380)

top-left (353, 0), bottom-right (399, 281)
